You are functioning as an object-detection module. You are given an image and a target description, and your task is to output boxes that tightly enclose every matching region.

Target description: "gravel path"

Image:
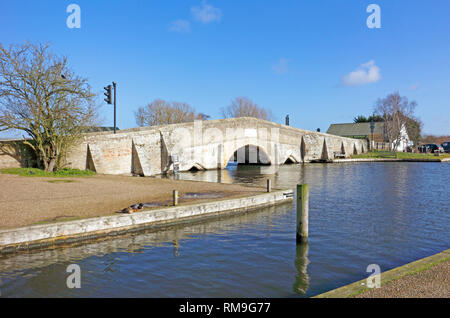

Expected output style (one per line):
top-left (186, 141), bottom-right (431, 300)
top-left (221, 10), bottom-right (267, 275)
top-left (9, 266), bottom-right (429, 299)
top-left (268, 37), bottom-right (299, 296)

top-left (355, 260), bottom-right (450, 298)
top-left (0, 174), bottom-right (265, 229)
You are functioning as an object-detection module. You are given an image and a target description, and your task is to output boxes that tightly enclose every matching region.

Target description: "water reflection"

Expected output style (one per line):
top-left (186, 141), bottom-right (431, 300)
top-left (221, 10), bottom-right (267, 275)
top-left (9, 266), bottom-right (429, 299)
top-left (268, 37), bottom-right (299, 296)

top-left (172, 240), bottom-right (180, 257)
top-left (0, 204), bottom-right (291, 275)
top-left (293, 242), bottom-right (310, 295)
top-left (1, 162), bottom-right (448, 297)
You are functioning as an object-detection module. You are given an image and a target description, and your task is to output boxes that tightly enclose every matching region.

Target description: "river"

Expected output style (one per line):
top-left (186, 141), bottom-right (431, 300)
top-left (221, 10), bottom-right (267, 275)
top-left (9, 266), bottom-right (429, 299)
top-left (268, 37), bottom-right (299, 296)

top-left (0, 162), bottom-right (448, 297)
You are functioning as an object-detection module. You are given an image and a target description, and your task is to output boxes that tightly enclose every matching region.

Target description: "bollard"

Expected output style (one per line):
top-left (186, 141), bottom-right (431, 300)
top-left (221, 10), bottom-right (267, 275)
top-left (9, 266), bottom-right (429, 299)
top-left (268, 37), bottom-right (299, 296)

top-left (173, 190), bottom-right (178, 206)
top-left (267, 179), bottom-right (271, 193)
top-left (296, 184), bottom-right (309, 243)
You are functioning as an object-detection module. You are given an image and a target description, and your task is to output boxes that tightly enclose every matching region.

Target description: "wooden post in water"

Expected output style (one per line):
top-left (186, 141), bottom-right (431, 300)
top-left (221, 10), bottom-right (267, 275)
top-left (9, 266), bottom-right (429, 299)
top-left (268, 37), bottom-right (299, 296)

top-left (296, 184), bottom-right (309, 243)
top-left (173, 190), bottom-right (179, 206)
top-left (267, 179), bottom-right (271, 193)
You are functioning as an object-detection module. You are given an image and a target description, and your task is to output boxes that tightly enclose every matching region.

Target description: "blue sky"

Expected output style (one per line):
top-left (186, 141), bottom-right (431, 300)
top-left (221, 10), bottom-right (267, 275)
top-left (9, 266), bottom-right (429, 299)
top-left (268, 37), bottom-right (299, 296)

top-left (1, 0), bottom-right (449, 137)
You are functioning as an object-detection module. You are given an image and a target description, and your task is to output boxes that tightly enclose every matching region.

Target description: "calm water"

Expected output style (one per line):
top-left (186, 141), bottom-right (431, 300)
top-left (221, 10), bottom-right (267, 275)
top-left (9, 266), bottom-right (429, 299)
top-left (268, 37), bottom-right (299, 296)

top-left (0, 162), bottom-right (448, 297)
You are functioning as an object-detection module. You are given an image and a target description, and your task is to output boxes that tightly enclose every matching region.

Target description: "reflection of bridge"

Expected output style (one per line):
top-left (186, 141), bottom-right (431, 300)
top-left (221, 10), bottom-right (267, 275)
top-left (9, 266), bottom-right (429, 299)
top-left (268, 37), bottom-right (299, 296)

top-left (66, 117), bottom-right (368, 176)
top-left (0, 203), bottom-right (292, 273)
top-left (0, 202), bottom-right (310, 296)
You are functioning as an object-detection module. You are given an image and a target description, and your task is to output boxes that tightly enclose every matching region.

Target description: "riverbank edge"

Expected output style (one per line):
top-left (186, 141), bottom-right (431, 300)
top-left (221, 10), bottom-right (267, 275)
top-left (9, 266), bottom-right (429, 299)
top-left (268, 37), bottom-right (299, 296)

top-left (312, 158), bottom-right (450, 163)
top-left (0, 189), bottom-right (294, 255)
top-left (313, 249), bottom-right (450, 298)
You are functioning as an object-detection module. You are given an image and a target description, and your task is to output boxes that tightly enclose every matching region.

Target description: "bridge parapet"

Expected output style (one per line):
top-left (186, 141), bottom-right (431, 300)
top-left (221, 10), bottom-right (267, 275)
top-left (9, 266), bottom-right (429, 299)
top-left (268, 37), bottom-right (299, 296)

top-left (0, 117), bottom-right (368, 174)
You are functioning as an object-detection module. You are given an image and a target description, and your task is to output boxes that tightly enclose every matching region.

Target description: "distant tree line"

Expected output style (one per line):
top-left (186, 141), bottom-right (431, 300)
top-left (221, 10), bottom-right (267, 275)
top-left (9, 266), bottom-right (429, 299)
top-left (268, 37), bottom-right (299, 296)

top-left (135, 96), bottom-right (272, 127)
top-left (220, 97), bottom-right (272, 121)
top-left (134, 99), bottom-right (210, 127)
top-left (421, 135), bottom-right (450, 145)
top-left (353, 114), bottom-right (384, 123)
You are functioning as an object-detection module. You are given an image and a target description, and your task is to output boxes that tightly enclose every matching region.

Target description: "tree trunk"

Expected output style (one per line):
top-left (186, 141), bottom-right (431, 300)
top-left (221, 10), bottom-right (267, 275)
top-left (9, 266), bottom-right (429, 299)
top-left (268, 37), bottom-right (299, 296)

top-left (46, 158), bottom-right (56, 172)
top-left (41, 154), bottom-right (56, 172)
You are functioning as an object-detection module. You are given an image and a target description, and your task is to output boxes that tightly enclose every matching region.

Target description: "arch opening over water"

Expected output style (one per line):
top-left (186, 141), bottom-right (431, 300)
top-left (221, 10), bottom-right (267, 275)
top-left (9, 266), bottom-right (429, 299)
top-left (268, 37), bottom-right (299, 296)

top-left (226, 144), bottom-right (271, 167)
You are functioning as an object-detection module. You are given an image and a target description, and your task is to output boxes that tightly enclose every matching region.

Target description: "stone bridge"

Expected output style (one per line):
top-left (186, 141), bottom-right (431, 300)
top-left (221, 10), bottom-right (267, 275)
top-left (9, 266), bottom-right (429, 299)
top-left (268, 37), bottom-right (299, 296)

top-left (62, 117), bottom-right (368, 176)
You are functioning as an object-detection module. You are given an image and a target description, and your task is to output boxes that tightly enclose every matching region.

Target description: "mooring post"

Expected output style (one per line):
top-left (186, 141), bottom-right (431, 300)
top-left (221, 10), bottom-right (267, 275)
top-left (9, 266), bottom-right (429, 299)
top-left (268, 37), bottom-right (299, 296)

top-left (267, 179), bottom-right (271, 192)
top-left (173, 190), bottom-right (178, 206)
top-left (296, 184), bottom-right (309, 243)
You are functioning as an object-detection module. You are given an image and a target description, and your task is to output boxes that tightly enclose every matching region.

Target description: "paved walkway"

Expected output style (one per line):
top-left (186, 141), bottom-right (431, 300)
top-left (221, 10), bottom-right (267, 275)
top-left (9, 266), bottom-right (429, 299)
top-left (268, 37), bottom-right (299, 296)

top-left (315, 249), bottom-right (449, 298)
top-left (355, 260), bottom-right (449, 298)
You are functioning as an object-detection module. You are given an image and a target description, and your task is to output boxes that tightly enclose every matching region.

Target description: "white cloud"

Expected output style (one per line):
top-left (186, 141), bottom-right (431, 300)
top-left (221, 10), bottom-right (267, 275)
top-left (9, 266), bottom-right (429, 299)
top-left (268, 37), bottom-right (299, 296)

top-left (341, 60), bottom-right (381, 86)
top-left (191, 1), bottom-right (222, 24)
top-left (169, 19), bottom-right (191, 33)
top-left (272, 58), bottom-right (289, 74)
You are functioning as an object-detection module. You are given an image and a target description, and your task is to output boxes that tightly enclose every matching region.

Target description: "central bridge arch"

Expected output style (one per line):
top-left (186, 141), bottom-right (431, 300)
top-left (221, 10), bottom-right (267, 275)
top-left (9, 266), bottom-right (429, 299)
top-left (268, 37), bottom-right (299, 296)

top-left (225, 144), bottom-right (272, 167)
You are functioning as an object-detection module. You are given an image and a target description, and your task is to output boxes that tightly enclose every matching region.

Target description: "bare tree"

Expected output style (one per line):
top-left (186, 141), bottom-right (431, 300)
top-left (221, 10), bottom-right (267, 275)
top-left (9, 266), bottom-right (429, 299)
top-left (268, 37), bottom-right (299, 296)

top-left (135, 99), bottom-right (202, 126)
top-left (374, 92), bottom-right (417, 151)
top-left (0, 43), bottom-right (98, 171)
top-left (221, 97), bottom-right (273, 121)
top-left (405, 116), bottom-right (423, 147)
top-left (421, 135), bottom-right (450, 145)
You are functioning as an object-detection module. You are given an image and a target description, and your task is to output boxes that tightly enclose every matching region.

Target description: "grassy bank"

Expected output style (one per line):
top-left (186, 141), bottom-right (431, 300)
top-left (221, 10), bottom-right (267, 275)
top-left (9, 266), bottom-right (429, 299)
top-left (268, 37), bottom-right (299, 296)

top-left (351, 151), bottom-right (450, 160)
top-left (0, 167), bottom-right (95, 177)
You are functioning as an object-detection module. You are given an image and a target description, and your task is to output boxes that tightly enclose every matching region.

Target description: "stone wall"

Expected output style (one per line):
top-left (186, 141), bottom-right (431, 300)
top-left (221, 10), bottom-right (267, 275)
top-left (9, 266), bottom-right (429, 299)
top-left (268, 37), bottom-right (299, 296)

top-left (64, 117), bottom-right (368, 176)
top-left (0, 118), bottom-right (368, 173)
top-left (0, 189), bottom-right (293, 253)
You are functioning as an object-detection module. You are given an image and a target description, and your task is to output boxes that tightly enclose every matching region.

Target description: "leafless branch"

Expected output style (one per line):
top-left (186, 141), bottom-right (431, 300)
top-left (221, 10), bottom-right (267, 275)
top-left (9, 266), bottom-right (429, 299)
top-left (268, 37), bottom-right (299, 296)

top-left (0, 42), bottom-right (99, 171)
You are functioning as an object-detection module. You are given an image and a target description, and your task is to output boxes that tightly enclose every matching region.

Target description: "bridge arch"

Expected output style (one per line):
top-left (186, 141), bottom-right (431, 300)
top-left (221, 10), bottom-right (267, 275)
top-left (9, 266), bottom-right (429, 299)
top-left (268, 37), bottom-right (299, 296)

top-left (224, 144), bottom-right (272, 167)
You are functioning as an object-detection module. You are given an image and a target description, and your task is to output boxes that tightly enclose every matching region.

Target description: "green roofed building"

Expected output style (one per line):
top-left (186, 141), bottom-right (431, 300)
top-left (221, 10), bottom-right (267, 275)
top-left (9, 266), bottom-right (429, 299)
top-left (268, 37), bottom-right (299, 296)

top-left (326, 122), bottom-right (386, 141)
top-left (327, 122), bottom-right (411, 152)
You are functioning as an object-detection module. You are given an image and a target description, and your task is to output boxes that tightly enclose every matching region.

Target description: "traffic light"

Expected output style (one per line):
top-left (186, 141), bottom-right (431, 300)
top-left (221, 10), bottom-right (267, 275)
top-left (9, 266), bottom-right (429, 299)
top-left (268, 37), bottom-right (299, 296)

top-left (104, 85), bottom-right (112, 104)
